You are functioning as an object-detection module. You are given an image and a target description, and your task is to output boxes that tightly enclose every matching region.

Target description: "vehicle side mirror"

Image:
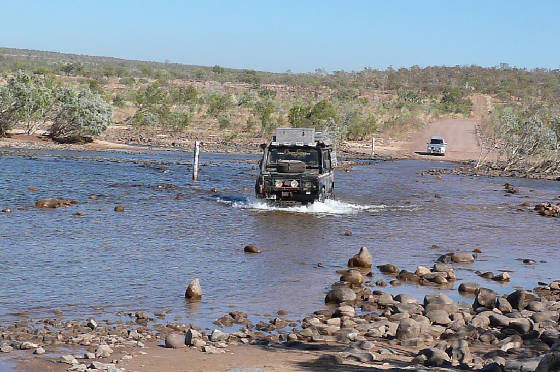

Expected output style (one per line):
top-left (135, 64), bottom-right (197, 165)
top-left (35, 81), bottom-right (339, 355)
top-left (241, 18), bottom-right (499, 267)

top-left (259, 143), bottom-right (267, 149)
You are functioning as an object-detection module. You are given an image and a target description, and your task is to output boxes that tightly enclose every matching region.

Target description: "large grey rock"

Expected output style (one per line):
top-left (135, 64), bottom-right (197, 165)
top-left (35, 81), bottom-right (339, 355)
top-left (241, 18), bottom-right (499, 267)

top-left (185, 328), bottom-right (201, 346)
top-left (489, 313), bottom-right (511, 327)
top-left (418, 347), bottom-right (451, 367)
top-left (496, 297), bottom-right (513, 313)
top-left (533, 311), bottom-right (559, 323)
top-left (341, 270), bottom-right (364, 285)
top-left (447, 339), bottom-right (472, 364)
top-left (424, 293), bottom-right (454, 306)
top-left (348, 246), bottom-right (372, 268)
top-left (95, 344), bottom-right (113, 358)
top-left (507, 290), bottom-right (538, 310)
top-left (377, 293), bottom-right (396, 306)
top-left (0, 343), bottom-right (13, 353)
top-left (536, 351), bottom-right (560, 372)
top-left (451, 252), bottom-right (475, 263)
top-left (499, 335), bottom-right (523, 352)
top-left (394, 294), bottom-right (418, 304)
top-left (377, 264), bottom-right (399, 274)
top-left (540, 329), bottom-right (560, 347)
top-left (325, 287), bottom-right (356, 304)
top-left (426, 310), bottom-right (451, 325)
top-left (471, 314), bottom-right (490, 328)
top-left (165, 333), bottom-right (185, 348)
top-left (458, 282), bottom-right (480, 293)
top-left (505, 358), bottom-right (541, 372)
top-left (527, 301), bottom-right (546, 312)
top-left (210, 329), bottom-right (228, 342)
top-left (396, 318), bottom-right (420, 340)
top-left (509, 318), bottom-right (532, 334)
top-left (475, 288), bottom-right (498, 308)
top-left (60, 355), bottom-right (79, 365)
top-left (433, 263), bottom-right (456, 279)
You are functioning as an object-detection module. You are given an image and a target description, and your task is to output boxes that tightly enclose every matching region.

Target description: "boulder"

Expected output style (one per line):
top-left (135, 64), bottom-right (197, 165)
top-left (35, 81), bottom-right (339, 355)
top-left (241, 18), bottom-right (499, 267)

top-left (533, 311), bottom-right (559, 323)
top-left (509, 318), bottom-right (532, 334)
top-left (471, 314), bottom-right (490, 329)
top-left (210, 329), bottom-right (228, 342)
top-left (433, 263), bottom-right (456, 279)
top-left (348, 247), bottom-right (372, 268)
top-left (396, 318), bottom-right (420, 340)
top-left (507, 290), bottom-right (538, 310)
top-left (489, 313), bottom-right (511, 327)
top-left (325, 287), bottom-right (356, 304)
top-left (496, 297), bottom-right (513, 313)
top-left (35, 198), bottom-right (60, 208)
top-left (185, 278), bottom-right (202, 299)
top-left (498, 335), bottom-right (523, 352)
top-left (418, 347), bottom-right (451, 367)
top-left (458, 282), bottom-right (480, 294)
top-left (397, 270), bottom-right (420, 282)
top-left (474, 288), bottom-right (498, 308)
top-left (114, 205), bottom-right (125, 212)
top-left (376, 293), bottom-right (396, 306)
top-left (394, 294), bottom-right (418, 304)
top-left (527, 301), bottom-right (545, 312)
top-left (165, 333), bottom-right (185, 348)
top-left (492, 272), bottom-right (511, 281)
top-left (243, 245), bottom-right (261, 253)
top-left (416, 266), bottom-right (431, 276)
top-left (424, 293), bottom-right (454, 306)
top-left (95, 344), bottom-right (113, 358)
top-left (451, 252), bottom-right (475, 263)
top-left (377, 264), bottom-right (399, 274)
top-left (426, 310), bottom-right (451, 325)
top-left (341, 270), bottom-right (364, 285)
top-left (447, 339), bottom-right (472, 364)
top-left (0, 343), bottom-right (13, 353)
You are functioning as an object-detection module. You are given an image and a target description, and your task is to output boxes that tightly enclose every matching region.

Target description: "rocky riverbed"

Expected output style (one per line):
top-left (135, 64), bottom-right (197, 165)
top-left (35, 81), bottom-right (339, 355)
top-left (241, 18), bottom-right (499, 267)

top-left (2, 246), bottom-right (560, 372)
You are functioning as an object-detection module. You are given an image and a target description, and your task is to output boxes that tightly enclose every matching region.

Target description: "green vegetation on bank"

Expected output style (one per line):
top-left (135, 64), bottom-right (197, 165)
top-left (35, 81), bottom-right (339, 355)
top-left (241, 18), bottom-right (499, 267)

top-left (0, 47), bottom-right (559, 165)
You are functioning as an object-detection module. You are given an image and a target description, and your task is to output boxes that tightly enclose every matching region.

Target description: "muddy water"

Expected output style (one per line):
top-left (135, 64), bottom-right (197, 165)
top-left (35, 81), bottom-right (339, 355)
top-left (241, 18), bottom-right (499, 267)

top-left (1, 149), bottom-right (559, 327)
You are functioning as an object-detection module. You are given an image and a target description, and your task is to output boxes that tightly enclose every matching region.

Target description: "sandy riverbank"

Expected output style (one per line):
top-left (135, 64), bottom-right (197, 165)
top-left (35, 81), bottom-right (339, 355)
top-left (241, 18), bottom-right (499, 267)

top-left (1, 118), bottom-right (482, 163)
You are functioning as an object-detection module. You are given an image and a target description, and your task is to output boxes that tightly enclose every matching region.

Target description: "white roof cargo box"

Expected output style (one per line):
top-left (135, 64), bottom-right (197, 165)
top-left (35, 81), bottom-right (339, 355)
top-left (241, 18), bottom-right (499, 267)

top-left (273, 128), bottom-right (315, 146)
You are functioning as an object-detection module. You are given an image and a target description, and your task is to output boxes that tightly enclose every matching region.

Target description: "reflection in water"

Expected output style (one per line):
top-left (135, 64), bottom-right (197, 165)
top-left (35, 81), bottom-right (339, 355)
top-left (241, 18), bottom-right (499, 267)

top-left (0, 149), bottom-right (559, 328)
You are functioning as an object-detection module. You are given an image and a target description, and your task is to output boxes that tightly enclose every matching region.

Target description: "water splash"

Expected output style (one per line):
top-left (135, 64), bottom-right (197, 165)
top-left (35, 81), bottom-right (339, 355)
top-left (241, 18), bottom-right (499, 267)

top-left (218, 197), bottom-right (397, 215)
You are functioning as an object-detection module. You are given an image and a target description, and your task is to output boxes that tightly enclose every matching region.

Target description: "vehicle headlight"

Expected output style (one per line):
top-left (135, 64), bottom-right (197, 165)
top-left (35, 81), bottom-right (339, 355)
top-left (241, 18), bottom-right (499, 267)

top-left (290, 180), bottom-right (299, 188)
top-left (275, 180), bottom-right (283, 187)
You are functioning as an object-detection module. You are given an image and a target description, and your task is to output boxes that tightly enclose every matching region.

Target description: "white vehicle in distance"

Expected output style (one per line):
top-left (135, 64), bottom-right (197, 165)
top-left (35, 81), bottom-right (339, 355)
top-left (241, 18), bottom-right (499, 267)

top-left (427, 136), bottom-right (446, 156)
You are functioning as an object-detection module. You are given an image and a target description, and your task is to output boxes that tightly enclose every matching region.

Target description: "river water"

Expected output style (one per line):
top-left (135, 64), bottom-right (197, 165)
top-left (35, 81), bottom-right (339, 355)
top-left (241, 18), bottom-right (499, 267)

top-left (0, 149), bottom-right (559, 328)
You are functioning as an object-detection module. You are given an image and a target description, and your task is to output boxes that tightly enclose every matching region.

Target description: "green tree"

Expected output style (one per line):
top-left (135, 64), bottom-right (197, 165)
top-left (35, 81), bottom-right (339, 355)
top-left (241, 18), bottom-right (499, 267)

top-left (0, 70), bottom-right (55, 135)
top-left (49, 87), bottom-right (113, 141)
top-left (288, 103), bottom-right (312, 127)
top-left (206, 92), bottom-right (232, 117)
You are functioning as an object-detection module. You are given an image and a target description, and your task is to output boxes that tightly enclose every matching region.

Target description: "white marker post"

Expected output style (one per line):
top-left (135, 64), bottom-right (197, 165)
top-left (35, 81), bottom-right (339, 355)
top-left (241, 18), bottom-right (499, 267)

top-left (192, 141), bottom-right (200, 181)
top-left (371, 137), bottom-right (375, 158)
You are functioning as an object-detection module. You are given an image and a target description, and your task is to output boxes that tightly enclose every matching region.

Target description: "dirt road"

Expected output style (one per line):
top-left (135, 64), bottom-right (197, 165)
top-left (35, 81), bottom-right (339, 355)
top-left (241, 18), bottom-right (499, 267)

top-left (401, 118), bottom-right (481, 161)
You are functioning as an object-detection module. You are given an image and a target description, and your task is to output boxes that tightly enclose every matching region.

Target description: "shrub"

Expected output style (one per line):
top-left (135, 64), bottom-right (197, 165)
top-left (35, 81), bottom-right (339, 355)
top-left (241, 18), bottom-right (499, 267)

top-left (49, 87), bottom-right (113, 140)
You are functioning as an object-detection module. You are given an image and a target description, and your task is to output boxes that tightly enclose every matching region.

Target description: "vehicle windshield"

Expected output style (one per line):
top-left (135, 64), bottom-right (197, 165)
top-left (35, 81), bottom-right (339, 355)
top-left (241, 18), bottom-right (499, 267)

top-left (267, 146), bottom-right (319, 168)
top-left (430, 138), bottom-right (444, 144)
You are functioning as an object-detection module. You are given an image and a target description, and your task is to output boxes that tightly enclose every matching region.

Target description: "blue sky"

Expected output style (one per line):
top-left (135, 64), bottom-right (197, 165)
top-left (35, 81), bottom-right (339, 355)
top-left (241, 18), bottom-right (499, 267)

top-left (1, 0), bottom-right (558, 72)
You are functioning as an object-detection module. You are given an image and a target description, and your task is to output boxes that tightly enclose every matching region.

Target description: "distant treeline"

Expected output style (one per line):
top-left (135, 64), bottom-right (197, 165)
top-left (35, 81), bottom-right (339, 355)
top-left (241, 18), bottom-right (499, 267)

top-left (1, 48), bottom-right (559, 104)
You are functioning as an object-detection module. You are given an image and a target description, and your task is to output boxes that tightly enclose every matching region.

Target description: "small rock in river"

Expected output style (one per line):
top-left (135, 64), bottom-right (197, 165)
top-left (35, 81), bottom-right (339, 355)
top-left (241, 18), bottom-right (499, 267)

top-left (243, 245), bottom-right (261, 253)
top-left (185, 278), bottom-right (202, 299)
top-left (348, 246), bottom-right (372, 268)
top-left (114, 205), bottom-right (124, 212)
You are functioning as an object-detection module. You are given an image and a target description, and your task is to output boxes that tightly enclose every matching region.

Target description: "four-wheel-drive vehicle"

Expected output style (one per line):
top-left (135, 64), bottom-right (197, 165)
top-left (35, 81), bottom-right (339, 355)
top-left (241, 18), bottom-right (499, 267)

top-left (255, 128), bottom-right (337, 204)
top-left (427, 136), bottom-right (447, 155)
